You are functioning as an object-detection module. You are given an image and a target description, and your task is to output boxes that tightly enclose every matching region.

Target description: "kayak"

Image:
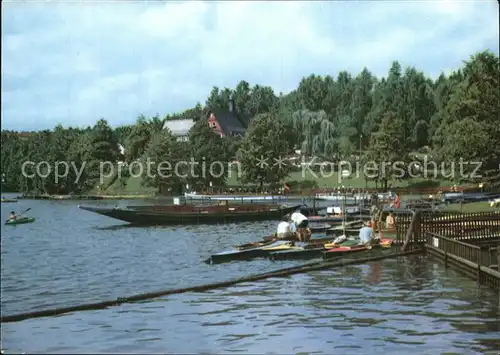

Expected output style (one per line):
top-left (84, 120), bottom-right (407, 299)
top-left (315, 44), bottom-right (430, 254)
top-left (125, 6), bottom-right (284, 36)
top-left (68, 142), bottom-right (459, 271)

top-left (4, 217), bottom-right (35, 225)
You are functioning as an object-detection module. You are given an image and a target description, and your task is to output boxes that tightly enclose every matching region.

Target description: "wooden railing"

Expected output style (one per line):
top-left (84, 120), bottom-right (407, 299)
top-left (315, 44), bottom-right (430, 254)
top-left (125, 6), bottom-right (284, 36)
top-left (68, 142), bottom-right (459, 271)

top-left (425, 232), bottom-right (481, 264)
top-left (424, 231), bottom-right (500, 290)
top-left (395, 211), bottom-right (500, 244)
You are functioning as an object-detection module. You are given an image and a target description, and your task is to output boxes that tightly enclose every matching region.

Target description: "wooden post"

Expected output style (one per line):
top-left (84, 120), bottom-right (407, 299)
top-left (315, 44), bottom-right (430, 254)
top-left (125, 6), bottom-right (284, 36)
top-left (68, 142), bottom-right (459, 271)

top-left (477, 248), bottom-right (482, 284)
top-left (401, 210), bottom-right (419, 252)
top-left (497, 245), bottom-right (500, 271)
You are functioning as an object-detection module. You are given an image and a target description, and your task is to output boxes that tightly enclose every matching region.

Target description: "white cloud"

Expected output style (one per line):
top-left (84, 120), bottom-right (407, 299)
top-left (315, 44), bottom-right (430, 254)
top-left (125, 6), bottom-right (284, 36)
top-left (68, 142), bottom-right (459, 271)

top-left (1, 0), bottom-right (498, 131)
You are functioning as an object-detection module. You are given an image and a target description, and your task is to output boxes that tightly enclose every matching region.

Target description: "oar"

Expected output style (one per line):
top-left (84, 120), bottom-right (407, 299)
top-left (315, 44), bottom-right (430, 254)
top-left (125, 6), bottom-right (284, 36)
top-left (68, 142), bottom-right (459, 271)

top-left (6, 208), bottom-right (31, 222)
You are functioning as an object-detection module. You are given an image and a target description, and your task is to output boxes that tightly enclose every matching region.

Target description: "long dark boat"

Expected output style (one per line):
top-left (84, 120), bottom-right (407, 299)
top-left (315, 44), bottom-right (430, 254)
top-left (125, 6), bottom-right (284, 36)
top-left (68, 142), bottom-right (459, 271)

top-left (206, 238), bottom-right (333, 264)
top-left (308, 215), bottom-right (371, 223)
top-left (78, 203), bottom-right (302, 225)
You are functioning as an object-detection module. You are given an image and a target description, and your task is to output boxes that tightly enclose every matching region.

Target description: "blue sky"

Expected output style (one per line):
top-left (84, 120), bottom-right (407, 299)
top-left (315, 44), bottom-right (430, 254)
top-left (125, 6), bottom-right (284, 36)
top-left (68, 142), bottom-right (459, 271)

top-left (2, 0), bottom-right (498, 131)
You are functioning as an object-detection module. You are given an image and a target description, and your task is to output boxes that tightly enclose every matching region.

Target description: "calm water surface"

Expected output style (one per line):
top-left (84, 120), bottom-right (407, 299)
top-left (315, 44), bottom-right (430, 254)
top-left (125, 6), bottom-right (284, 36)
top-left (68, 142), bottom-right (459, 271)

top-left (1, 198), bottom-right (499, 354)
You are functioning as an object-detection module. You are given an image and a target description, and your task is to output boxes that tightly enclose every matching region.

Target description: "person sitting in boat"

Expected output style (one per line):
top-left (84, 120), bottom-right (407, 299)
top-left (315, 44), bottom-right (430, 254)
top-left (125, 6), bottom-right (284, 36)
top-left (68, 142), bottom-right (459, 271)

top-left (358, 221), bottom-right (375, 246)
top-left (8, 211), bottom-right (16, 221)
top-left (385, 212), bottom-right (395, 230)
top-left (276, 216), bottom-right (295, 240)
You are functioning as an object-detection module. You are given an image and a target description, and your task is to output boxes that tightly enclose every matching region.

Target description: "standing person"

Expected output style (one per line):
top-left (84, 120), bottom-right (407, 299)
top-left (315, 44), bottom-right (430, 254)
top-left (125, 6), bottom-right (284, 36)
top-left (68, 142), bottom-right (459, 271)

top-left (369, 192), bottom-right (382, 237)
top-left (290, 211), bottom-right (308, 229)
top-left (385, 212), bottom-right (395, 230)
top-left (290, 211), bottom-right (311, 242)
top-left (393, 193), bottom-right (401, 209)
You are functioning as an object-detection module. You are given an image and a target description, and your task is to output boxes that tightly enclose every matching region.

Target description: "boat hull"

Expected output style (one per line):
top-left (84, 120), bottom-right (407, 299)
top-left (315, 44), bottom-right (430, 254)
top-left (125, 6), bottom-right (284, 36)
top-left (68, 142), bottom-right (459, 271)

top-left (205, 240), bottom-right (294, 264)
top-left (5, 217), bottom-right (35, 225)
top-left (323, 238), bottom-right (393, 259)
top-left (78, 204), bottom-right (301, 225)
top-left (308, 215), bottom-right (370, 223)
top-left (269, 248), bottom-right (326, 260)
top-left (1, 199), bottom-right (18, 203)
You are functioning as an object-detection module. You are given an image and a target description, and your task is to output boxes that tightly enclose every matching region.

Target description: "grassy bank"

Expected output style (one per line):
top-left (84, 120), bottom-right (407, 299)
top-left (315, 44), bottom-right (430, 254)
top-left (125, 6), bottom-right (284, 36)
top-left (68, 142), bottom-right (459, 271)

top-left (96, 170), bottom-right (463, 196)
top-left (441, 201), bottom-right (500, 213)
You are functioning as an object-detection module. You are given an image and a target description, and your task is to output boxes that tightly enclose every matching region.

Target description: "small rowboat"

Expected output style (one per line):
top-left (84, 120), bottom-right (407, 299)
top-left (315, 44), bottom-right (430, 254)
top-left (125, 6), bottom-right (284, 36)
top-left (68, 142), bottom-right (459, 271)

top-left (5, 217), bottom-right (36, 225)
top-left (1, 198), bottom-right (18, 203)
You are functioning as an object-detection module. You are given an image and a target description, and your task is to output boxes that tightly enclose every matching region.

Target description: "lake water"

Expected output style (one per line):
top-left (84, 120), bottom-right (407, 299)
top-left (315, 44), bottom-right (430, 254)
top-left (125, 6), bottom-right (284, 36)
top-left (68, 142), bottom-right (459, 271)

top-left (1, 198), bottom-right (499, 354)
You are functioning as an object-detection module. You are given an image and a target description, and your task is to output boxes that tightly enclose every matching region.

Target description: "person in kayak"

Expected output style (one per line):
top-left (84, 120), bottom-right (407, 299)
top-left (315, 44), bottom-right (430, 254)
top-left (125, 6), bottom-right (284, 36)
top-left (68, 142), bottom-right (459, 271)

top-left (290, 211), bottom-right (311, 242)
top-left (276, 216), bottom-right (295, 240)
top-left (359, 221), bottom-right (376, 245)
top-left (8, 211), bottom-right (17, 221)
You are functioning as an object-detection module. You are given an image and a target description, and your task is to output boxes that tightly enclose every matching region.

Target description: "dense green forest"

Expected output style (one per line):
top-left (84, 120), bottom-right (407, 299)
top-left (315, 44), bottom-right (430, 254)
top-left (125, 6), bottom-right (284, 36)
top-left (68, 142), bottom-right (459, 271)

top-left (1, 50), bottom-right (498, 194)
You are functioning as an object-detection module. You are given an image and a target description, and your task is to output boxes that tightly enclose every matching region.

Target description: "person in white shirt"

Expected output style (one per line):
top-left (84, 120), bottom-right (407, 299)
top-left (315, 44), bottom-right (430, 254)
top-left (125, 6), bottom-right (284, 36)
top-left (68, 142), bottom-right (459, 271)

top-left (276, 216), bottom-right (295, 240)
top-left (290, 212), bottom-right (308, 228)
top-left (289, 212), bottom-right (311, 242)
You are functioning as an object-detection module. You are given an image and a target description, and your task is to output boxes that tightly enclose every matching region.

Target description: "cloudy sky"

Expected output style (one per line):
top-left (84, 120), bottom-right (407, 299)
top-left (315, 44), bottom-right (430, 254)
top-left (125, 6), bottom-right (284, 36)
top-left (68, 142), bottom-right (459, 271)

top-left (2, 0), bottom-right (498, 131)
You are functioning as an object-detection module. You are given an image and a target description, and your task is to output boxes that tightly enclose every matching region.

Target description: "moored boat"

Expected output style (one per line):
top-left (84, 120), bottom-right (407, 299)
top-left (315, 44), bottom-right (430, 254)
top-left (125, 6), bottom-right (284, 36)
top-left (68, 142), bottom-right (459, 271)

top-left (308, 215), bottom-right (370, 223)
top-left (322, 238), bottom-right (394, 260)
top-left (1, 198), bottom-right (18, 203)
top-left (184, 192), bottom-right (288, 201)
top-left (78, 203), bottom-right (302, 225)
top-left (270, 238), bottom-right (394, 261)
top-left (4, 217), bottom-right (35, 225)
top-left (205, 240), bottom-right (294, 264)
top-left (208, 236), bottom-right (394, 264)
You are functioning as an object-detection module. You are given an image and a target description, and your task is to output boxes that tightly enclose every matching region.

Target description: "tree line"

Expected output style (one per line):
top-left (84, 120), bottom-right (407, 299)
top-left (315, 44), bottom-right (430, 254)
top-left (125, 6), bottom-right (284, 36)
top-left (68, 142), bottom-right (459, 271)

top-left (1, 50), bottom-right (498, 194)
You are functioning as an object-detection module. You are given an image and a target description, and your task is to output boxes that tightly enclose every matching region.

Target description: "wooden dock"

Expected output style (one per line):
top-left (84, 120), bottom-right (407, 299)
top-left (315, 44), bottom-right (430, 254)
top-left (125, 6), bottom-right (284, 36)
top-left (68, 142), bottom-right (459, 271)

top-left (391, 210), bottom-right (500, 290)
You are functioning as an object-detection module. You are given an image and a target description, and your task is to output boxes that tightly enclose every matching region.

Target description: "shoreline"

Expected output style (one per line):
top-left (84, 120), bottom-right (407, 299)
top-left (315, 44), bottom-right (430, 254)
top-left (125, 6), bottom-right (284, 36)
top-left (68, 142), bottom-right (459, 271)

top-left (17, 194), bottom-right (156, 201)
